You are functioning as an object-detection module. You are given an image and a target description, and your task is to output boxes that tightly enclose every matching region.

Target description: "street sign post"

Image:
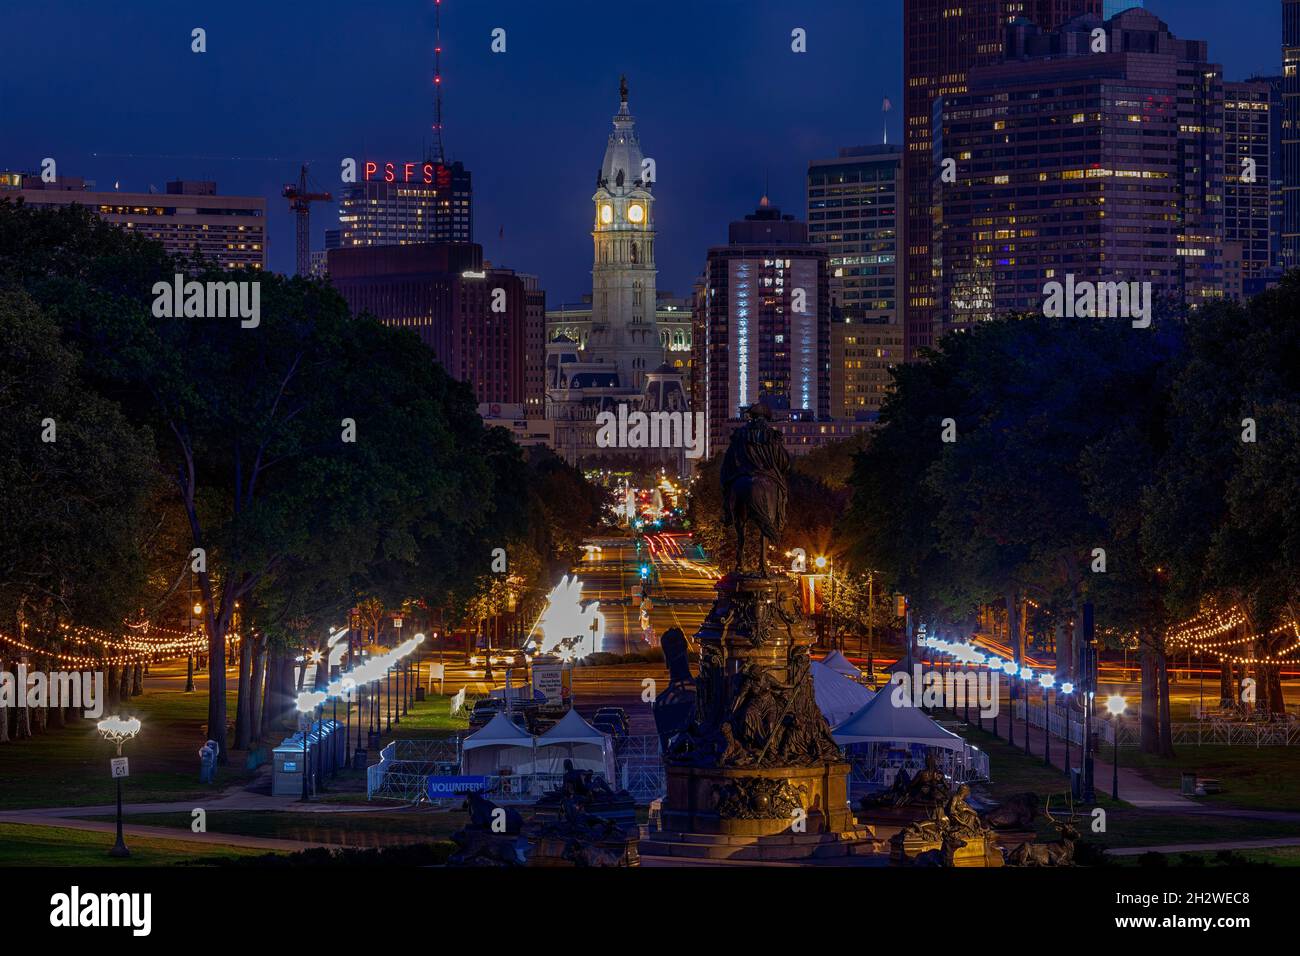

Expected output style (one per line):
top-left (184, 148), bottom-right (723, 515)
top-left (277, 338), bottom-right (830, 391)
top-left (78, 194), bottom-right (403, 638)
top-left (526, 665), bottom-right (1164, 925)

top-left (110, 757), bottom-right (129, 779)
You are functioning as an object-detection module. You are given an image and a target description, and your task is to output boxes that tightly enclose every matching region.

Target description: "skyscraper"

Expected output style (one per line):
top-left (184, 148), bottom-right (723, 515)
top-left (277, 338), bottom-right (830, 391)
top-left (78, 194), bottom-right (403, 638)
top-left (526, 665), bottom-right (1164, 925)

top-left (336, 160), bottom-right (472, 247)
top-left (807, 145), bottom-right (902, 324)
top-left (902, 0), bottom-right (1102, 359)
top-left (695, 198), bottom-right (829, 459)
top-left (328, 242), bottom-right (544, 408)
top-left (1224, 79), bottom-right (1282, 295)
top-left (933, 9), bottom-right (1224, 322)
top-left (1283, 0), bottom-right (1300, 270)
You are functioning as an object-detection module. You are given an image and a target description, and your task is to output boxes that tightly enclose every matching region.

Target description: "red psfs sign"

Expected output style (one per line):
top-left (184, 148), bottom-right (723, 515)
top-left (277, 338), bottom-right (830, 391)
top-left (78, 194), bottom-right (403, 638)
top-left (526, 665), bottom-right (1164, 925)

top-left (364, 162), bottom-right (453, 188)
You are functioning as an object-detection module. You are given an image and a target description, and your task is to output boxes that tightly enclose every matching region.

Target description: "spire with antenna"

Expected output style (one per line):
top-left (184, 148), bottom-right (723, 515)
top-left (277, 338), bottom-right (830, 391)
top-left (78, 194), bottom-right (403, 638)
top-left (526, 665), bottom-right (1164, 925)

top-left (431, 0), bottom-right (446, 164)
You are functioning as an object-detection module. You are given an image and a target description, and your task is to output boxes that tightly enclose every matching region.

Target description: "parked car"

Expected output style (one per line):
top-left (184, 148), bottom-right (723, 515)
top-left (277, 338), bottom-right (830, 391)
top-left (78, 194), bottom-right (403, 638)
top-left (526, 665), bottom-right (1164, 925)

top-left (468, 697), bottom-right (505, 728)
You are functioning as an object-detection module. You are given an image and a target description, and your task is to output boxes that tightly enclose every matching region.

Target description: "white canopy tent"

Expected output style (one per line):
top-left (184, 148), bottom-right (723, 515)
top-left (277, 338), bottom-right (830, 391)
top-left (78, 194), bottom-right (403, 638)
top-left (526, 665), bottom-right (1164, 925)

top-left (812, 660), bottom-right (875, 727)
top-left (820, 650), bottom-right (862, 679)
top-left (533, 708), bottom-right (616, 780)
top-left (831, 691), bottom-right (984, 791)
top-left (460, 712), bottom-right (537, 776)
top-left (831, 690), bottom-right (967, 750)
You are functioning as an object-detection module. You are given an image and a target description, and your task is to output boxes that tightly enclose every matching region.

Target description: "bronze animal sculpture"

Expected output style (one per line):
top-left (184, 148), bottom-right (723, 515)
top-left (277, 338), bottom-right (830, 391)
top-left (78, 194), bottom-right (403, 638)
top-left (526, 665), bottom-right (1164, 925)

top-left (1003, 795), bottom-right (1081, 867)
top-left (984, 791), bottom-right (1041, 830)
top-left (912, 829), bottom-right (970, 867)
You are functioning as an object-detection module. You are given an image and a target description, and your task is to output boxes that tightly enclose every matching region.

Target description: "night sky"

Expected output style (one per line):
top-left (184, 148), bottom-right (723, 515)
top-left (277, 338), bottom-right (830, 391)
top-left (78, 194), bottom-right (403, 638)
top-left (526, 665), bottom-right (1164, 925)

top-left (0, 0), bottom-right (1281, 302)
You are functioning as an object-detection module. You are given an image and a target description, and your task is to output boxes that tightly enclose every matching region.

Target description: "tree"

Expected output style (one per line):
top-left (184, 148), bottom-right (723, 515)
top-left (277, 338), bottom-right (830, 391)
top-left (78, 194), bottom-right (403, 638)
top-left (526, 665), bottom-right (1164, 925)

top-left (0, 288), bottom-right (159, 744)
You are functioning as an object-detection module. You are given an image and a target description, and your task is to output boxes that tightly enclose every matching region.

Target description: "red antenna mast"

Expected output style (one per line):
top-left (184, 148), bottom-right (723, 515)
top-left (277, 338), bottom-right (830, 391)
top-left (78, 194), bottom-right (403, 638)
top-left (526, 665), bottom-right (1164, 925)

top-left (432, 0), bottom-right (445, 165)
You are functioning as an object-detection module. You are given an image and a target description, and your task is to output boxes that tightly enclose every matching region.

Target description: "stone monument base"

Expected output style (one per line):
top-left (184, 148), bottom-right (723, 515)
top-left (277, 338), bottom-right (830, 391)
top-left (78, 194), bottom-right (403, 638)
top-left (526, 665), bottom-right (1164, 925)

top-left (641, 762), bottom-right (881, 861)
top-left (888, 829), bottom-right (1005, 867)
top-left (528, 830), bottom-right (641, 867)
top-left (640, 827), bottom-right (879, 862)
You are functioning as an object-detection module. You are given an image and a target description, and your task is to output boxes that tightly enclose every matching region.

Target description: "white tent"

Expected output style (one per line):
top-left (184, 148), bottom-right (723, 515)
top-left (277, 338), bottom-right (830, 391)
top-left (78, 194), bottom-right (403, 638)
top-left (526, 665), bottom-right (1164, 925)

top-left (832, 690), bottom-right (982, 792)
top-left (533, 708), bottom-right (615, 780)
top-left (461, 712), bottom-right (537, 776)
top-left (831, 690), bottom-right (966, 751)
top-left (821, 650), bottom-right (862, 679)
top-left (812, 660), bottom-right (875, 727)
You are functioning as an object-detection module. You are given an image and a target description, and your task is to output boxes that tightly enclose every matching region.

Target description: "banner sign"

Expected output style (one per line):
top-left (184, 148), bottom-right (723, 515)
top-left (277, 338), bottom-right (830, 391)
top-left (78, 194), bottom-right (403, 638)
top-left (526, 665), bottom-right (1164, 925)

top-left (426, 775), bottom-right (489, 798)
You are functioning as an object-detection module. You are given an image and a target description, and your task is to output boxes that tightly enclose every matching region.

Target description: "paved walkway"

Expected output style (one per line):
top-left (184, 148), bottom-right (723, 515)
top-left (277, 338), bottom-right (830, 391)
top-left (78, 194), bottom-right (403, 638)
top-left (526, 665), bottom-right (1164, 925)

top-left (968, 704), bottom-right (1194, 807)
top-left (0, 812), bottom-right (338, 852)
top-left (1106, 837), bottom-right (1300, 857)
top-left (967, 705), bottom-right (1300, 828)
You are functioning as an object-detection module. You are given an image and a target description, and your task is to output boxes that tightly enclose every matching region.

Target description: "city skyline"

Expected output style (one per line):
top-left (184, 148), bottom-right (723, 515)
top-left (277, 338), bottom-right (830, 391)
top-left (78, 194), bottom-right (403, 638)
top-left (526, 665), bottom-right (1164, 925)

top-left (1, 0), bottom-right (1279, 301)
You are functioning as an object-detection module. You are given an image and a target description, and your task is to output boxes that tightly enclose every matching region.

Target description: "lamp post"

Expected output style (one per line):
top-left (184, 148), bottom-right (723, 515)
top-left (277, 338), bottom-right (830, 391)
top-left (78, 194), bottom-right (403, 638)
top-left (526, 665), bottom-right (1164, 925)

top-left (1020, 666), bottom-right (1034, 756)
top-left (186, 590), bottom-right (198, 692)
top-left (315, 701), bottom-right (326, 792)
top-left (298, 700), bottom-right (312, 801)
top-left (1060, 682), bottom-right (1075, 781)
top-left (1038, 672), bottom-right (1055, 767)
top-left (96, 716), bottom-right (141, 858)
top-left (343, 678), bottom-right (355, 770)
top-left (1002, 660), bottom-right (1017, 745)
top-left (1106, 694), bottom-right (1126, 801)
top-left (330, 689), bottom-right (339, 778)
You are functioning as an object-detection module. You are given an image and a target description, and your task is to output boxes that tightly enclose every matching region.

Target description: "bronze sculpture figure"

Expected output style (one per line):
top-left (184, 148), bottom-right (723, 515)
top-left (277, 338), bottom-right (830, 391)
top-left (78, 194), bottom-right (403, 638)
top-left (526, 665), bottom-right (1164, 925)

top-left (721, 403), bottom-right (790, 576)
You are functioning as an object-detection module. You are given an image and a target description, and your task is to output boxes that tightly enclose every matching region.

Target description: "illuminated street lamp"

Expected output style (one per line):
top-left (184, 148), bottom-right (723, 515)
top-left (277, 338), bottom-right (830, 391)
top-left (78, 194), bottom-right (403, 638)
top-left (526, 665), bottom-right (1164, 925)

top-left (1106, 694), bottom-right (1126, 801)
top-left (999, 659), bottom-right (1018, 744)
top-left (96, 716), bottom-right (142, 858)
top-left (296, 692), bottom-right (325, 801)
top-left (1020, 666), bottom-right (1035, 756)
top-left (1038, 672), bottom-right (1055, 767)
top-left (1060, 681), bottom-right (1075, 780)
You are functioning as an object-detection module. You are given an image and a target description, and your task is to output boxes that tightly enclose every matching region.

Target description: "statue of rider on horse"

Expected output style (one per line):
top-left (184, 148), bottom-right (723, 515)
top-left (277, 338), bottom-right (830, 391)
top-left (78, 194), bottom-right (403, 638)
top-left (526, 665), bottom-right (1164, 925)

top-left (720, 402), bottom-right (790, 577)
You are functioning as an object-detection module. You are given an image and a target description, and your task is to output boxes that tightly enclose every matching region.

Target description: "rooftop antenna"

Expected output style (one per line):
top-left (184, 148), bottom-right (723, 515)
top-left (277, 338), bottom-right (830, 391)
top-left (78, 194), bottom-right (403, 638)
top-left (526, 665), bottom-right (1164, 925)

top-left (431, 0), bottom-right (446, 165)
top-left (882, 97), bottom-right (892, 145)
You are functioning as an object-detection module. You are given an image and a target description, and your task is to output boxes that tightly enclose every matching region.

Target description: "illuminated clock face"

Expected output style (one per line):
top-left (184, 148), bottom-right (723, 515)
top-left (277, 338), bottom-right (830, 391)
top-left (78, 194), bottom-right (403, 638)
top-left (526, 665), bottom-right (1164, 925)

top-left (627, 203), bottom-right (645, 224)
top-left (600, 204), bottom-right (613, 224)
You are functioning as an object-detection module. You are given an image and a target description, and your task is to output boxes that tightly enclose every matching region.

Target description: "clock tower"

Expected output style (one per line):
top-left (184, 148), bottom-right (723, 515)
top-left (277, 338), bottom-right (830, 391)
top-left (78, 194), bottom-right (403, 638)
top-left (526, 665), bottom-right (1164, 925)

top-left (587, 76), bottom-right (663, 390)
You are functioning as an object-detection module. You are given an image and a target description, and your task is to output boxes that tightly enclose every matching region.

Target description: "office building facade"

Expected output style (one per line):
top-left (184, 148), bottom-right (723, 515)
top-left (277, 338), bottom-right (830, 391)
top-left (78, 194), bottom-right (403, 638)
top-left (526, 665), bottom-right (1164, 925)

top-left (932, 9), bottom-right (1224, 324)
top-left (1225, 79), bottom-right (1283, 296)
top-left (337, 160), bottom-right (472, 248)
top-left (903, 0), bottom-right (1102, 358)
top-left (328, 242), bottom-right (544, 409)
top-left (695, 198), bottom-right (830, 460)
top-left (2, 174), bottom-right (266, 270)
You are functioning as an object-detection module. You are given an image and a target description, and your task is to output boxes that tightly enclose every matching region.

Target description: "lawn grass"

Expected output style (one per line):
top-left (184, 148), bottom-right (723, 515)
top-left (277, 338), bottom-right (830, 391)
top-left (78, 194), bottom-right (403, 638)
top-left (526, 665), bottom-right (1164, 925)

top-left (0, 822), bottom-right (272, 867)
top-left (0, 685), bottom-right (259, 809)
top-left (950, 721), bottom-right (1300, 857)
top-left (958, 722), bottom-right (1101, 808)
top-left (1089, 810), bottom-right (1300, 850)
top-left (96, 809), bottom-right (464, 847)
top-left (1119, 746), bottom-right (1300, 812)
top-left (1115, 846), bottom-right (1300, 867)
top-left (384, 692), bottom-right (470, 736)
top-left (0, 680), bottom-right (472, 811)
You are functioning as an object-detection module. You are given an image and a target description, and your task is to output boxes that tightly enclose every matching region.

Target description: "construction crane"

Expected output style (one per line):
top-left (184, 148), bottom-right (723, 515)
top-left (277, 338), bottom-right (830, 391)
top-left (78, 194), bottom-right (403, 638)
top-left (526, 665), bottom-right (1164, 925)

top-left (282, 165), bottom-right (332, 277)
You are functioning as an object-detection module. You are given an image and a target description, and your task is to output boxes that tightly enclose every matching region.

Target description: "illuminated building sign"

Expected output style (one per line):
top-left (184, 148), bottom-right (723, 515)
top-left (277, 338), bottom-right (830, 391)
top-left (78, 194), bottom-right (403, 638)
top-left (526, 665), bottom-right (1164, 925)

top-left (363, 162), bottom-right (454, 188)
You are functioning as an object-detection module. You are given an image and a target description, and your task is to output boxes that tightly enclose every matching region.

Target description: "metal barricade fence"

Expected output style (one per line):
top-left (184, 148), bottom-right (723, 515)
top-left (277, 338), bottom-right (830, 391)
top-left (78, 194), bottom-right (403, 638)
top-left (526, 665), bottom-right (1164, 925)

top-left (1014, 701), bottom-right (1298, 747)
top-left (366, 734), bottom-right (668, 804)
